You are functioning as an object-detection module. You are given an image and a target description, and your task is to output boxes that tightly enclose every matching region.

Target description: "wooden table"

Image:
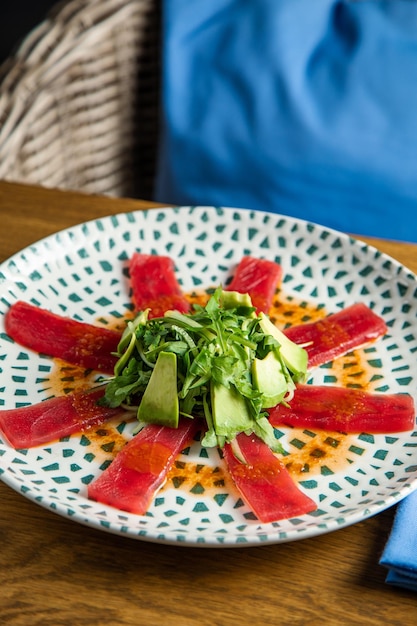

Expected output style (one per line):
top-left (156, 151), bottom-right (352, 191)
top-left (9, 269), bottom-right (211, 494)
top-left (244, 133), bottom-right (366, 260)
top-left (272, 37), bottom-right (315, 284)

top-left (0, 181), bottom-right (416, 626)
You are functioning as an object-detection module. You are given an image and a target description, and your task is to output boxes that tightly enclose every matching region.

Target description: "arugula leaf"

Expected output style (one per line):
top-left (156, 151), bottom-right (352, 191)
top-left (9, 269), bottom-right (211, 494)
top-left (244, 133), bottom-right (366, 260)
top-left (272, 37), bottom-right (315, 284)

top-left (100, 288), bottom-right (308, 454)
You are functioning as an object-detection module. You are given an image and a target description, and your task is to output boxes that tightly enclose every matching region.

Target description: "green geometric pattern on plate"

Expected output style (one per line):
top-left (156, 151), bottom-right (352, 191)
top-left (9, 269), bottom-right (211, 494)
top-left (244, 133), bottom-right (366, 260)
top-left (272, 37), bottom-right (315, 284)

top-left (0, 206), bottom-right (416, 546)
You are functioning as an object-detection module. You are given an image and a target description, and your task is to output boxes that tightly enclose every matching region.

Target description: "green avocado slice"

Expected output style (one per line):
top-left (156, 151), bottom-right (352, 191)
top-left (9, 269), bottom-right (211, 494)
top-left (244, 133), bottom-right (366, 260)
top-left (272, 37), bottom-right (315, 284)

top-left (137, 351), bottom-right (179, 428)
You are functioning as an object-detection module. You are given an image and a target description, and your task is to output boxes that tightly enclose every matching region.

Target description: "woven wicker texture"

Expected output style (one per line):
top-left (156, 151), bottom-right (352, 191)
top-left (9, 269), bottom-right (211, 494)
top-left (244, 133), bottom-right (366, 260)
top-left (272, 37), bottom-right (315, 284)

top-left (0, 0), bottom-right (160, 198)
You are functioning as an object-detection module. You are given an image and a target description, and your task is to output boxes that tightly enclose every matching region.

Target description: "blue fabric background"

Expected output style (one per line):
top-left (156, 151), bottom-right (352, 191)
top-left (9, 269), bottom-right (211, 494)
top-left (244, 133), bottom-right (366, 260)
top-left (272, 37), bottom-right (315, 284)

top-left (156, 0), bottom-right (417, 242)
top-left (380, 490), bottom-right (417, 591)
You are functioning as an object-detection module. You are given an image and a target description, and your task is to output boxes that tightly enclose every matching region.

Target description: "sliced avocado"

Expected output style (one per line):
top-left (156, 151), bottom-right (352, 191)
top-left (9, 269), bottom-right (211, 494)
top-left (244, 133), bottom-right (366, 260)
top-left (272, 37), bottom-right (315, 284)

top-left (258, 313), bottom-right (308, 382)
top-left (252, 351), bottom-right (288, 408)
top-left (164, 309), bottom-right (203, 329)
top-left (210, 381), bottom-right (253, 438)
top-left (137, 351), bottom-right (179, 427)
top-left (220, 290), bottom-right (254, 312)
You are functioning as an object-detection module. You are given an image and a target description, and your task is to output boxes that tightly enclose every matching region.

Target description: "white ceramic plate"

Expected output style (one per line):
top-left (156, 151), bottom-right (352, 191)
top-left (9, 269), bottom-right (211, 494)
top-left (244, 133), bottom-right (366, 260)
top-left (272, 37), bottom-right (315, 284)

top-left (0, 206), bottom-right (416, 547)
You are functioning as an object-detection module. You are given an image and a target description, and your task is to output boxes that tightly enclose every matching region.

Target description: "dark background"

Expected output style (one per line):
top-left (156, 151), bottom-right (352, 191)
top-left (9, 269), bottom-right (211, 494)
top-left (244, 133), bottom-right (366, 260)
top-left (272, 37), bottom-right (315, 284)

top-left (0, 1), bottom-right (61, 65)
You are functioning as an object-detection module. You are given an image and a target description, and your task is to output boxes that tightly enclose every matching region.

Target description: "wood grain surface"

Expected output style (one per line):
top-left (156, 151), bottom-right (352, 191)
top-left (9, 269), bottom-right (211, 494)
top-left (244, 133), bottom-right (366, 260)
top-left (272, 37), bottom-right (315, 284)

top-left (0, 181), bottom-right (416, 626)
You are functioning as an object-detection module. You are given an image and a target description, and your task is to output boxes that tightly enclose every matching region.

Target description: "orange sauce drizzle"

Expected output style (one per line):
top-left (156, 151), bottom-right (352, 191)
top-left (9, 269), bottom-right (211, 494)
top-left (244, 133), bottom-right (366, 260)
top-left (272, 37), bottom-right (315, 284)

top-left (84, 420), bottom-right (130, 459)
top-left (167, 460), bottom-right (228, 491)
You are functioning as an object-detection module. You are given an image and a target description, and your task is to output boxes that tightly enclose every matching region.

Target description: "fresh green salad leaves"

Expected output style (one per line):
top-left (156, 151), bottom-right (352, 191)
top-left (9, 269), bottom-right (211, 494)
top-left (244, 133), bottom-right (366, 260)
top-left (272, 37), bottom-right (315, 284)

top-left (101, 288), bottom-right (308, 453)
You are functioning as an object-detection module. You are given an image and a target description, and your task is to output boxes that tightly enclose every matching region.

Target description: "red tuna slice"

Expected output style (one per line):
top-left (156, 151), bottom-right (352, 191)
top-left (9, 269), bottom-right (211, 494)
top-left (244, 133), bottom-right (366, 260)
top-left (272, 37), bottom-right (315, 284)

top-left (0, 388), bottom-right (123, 448)
top-left (129, 253), bottom-right (190, 318)
top-left (88, 418), bottom-right (200, 515)
top-left (283, 303), bottom-right (388, 367)
top-left (223, 432), bottom-right (317, 523)
top-left (227, 256), bottom-right (283, 314)
top-left (268, 384), bottom-right (415, 434)
top-left (5, 301), bottom-right (120, 374)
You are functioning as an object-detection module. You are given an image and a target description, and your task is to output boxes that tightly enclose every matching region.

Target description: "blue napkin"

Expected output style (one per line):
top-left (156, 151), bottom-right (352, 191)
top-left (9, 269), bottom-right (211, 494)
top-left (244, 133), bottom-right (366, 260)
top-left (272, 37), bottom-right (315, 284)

top-left (380, 490), bottom-right (417, 591)
top-left (156, 0), bottom-right (417, 242)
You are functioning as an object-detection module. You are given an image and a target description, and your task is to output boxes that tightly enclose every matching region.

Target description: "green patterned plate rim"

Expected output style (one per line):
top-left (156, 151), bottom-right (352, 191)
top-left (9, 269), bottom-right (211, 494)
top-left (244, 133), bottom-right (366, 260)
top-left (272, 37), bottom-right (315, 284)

top-left (0, 206), bottom-right (416, 547)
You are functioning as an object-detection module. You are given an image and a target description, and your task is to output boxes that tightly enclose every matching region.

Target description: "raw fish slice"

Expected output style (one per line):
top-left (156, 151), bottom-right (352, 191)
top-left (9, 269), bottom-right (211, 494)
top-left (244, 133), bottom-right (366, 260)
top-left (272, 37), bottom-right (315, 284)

top-left (227, 256), bottom-right (282, 313)
top-left (5, 300), bottom-right (120, 374)
top-left (129, 253), bottom-right (190, 317)
top-left (88, 418), bottom-right (200, 514)
top-left (268, 384), bottom-right (415, 433)
top-left (223, 432), bottom-right (317, 523)
top-left (0, 388), bottom-right (123, 448)
top-left (284, 303), bottom-right (387, 367)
